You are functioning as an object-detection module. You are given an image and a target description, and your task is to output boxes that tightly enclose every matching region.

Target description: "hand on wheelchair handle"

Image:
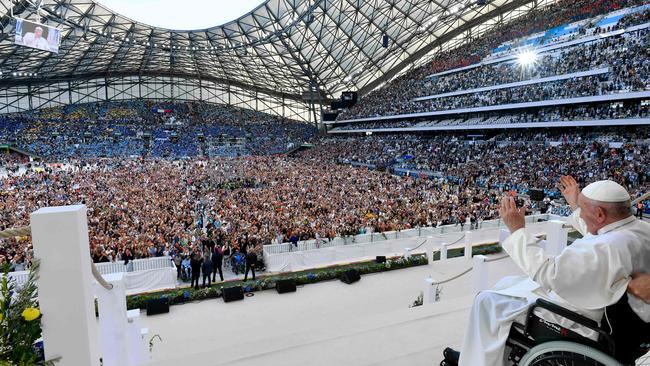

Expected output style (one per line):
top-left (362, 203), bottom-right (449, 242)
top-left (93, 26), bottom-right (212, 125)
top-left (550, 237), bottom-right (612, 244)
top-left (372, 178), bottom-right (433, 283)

top-left (628, 273), bottom-right (650, 304)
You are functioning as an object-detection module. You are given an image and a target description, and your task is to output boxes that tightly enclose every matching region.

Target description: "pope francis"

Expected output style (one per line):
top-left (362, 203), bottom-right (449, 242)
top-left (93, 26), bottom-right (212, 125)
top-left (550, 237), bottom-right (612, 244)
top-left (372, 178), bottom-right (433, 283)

top-left (446, 176), bottom-right (650, 366)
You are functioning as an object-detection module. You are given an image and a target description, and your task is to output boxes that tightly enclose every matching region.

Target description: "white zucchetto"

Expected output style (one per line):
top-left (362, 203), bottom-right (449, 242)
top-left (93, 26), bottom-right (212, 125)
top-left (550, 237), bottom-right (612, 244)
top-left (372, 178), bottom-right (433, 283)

top-left (581, 180), bottom-right (630, 202)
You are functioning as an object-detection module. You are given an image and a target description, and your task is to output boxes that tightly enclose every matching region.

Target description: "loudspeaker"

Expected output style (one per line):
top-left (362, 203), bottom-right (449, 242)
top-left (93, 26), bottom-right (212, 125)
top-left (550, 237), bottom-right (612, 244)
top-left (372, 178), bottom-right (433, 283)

top-left (376, 256), bottom-right (387, 263)
top-left (331, 100), bottom-right (344, 110)
top-left (222, 286), bottom-right (244, 303)
top-left (340, 269), bottom-right (361, 284)
top-left (322, 111), bottom-right (339, 121)
top-left (146, 297), bottom-right (169, 315)
top-left (341, 91), bottom-right (358, 102)
top-left (276, 279), bottom-right (297, 294)
top-left (529, 189), bottom-right (545, 201)
top-left (382, 34), bottom-right (389, 48)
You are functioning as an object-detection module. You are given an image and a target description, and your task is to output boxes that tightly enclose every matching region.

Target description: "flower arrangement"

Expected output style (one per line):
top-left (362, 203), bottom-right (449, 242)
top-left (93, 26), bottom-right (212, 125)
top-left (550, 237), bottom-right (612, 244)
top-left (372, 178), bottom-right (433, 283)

top-left (0, 260), bottom-right (56, 366)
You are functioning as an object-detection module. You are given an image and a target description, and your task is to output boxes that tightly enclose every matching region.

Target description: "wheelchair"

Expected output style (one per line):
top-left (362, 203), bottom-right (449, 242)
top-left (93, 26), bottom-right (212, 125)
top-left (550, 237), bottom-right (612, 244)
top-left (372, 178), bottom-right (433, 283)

top-left (230, 253), bottom-right (245, 275)
top-left (506, 295), bottom-right (649, 366)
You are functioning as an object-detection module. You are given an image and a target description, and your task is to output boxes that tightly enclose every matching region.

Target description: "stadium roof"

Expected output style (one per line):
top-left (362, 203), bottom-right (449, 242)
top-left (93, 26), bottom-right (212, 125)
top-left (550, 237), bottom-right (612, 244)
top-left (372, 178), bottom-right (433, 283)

top-left (0, 0), bottom-right (535, 102)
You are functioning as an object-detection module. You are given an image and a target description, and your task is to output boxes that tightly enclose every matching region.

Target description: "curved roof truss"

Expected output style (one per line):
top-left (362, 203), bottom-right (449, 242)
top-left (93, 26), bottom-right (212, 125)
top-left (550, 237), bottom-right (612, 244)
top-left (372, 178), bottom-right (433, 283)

top-left (0, 0), bottom-right (536, 102)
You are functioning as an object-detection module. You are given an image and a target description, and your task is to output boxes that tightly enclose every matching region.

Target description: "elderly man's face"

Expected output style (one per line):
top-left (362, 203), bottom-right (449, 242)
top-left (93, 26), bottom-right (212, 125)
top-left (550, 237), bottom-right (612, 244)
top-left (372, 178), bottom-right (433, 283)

top-left (578, 193), bottom-right (607, 235)
top-left (34, 27), bottom-right (43, 38)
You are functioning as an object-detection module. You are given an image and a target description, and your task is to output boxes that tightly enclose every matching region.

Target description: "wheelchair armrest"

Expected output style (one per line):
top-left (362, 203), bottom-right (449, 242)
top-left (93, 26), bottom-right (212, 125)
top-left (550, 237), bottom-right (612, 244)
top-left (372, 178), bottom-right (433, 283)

top-left (525, 299), bottom-right (616, 356)
top-left (528, 299), bottom-right (599, 330)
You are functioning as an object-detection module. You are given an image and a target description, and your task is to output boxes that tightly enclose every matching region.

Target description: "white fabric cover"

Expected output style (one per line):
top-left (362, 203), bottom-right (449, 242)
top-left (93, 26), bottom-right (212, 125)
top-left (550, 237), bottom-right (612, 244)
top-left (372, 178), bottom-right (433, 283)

top-left (124, 268), bottom-right (177, 295)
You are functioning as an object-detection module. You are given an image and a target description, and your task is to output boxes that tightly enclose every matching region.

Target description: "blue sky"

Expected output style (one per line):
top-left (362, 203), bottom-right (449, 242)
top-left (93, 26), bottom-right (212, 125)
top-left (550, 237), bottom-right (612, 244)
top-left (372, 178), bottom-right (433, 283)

top-left (98, 0), bottom-right (264, 30)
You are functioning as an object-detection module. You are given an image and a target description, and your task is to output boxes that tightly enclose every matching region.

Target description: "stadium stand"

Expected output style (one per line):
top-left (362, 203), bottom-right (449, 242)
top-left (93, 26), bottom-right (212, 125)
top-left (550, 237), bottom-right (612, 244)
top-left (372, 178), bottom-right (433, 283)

top-left (2, 1), bottom-right (650, 365)
top-left (337, 2), bottom-right (650, 122)
top-left (0, 101), bottom-right (316, 159)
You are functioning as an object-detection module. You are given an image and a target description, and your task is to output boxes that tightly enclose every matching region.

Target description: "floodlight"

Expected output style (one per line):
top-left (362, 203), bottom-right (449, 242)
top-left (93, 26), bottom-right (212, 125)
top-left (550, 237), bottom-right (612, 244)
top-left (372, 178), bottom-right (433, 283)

top-left (516, 50), bottom-right (538, 67)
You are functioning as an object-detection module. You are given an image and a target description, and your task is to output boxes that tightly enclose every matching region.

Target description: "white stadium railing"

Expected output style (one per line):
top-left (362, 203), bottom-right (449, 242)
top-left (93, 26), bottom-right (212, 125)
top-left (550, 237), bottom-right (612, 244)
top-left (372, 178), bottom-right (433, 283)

top-left (94, 256), bottom-right (175, 275)
top-left (6, 256), bottom-right (176, 287)
top-left (264, 214), bottom-right (560, 256)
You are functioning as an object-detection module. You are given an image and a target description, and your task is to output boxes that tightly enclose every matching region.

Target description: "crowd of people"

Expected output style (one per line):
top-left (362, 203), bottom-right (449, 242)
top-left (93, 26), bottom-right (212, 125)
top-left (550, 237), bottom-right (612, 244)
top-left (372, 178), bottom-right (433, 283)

top-left (1, 1), bottom-right (649, 282)
top-left (417, 27), bottom-right (649, 97)
top-left (338, 1), bottom-right (650, 120)
top-left (0, 101), bottom-right (316, 159)
top-left (305, 130), bottom-right (650, 215)
top-left (331, 100), bottom-right (650, 131)
top-left (1, 127), bottom-right (648, 273)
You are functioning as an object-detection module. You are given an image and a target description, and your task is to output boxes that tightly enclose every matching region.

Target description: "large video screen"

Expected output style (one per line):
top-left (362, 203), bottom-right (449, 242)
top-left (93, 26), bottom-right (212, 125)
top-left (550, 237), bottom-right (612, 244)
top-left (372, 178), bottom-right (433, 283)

top-left (14, 18), bottom-right (61, 53)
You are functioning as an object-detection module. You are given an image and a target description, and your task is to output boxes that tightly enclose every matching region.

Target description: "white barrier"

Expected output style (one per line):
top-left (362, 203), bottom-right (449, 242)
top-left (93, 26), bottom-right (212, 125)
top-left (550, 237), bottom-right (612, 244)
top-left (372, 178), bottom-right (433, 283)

top-left (264, 215), bottom-right (562, 273)
top-left (97, 273), bottom-right (131, 366)
top-left (425, 220), bottom-right (570, 304)
top-left (94, 256), bottom-right (175, 275)
top-left (264, 237), bottom-right (427, 273)
top-left (472, 255), bottom-right (488, 296)
top-left (264, 214), bottom-right (558, 256)
top-left (6, 257), bottom-right (177, 295)
top-left (6, 270), bottom-right (29, 285)
top-left (123, 267), bottom-right (177, 296)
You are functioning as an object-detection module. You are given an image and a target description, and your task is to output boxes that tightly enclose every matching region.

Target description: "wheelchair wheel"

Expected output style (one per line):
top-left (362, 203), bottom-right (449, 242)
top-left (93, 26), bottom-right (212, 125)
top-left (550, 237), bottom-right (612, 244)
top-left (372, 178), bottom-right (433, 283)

top-left (519, 341), bottom-right (622, 366)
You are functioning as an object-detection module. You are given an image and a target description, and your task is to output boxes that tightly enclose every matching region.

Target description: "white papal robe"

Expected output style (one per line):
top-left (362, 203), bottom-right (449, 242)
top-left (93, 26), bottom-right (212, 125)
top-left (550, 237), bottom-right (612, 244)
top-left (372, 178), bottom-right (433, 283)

top-left (458, 210), bottom-right (650, 366)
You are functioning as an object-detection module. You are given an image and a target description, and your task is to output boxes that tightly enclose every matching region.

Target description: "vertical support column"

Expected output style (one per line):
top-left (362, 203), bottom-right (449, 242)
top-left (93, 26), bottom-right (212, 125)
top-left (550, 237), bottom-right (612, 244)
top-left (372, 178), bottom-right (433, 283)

top-left (545, 220), bottom-right (568, 256)
top-left (68, 80), bottom-right (73, 104)
top-left (464, 231), bottom-right (473, 260)
top-left (472, 255), bottom-right (488, 296)
top-left (127, 310), bottom-right (149, 366)
top-left (104, 77), bottom-right (109, 102)
top-left (27, 84), bottom-right (33, 111)
top-left (424, 277), bottom-right (438, 304)
top-left (138, 75), bottom-right (142, 100)
top-left (30, 205), bottom-right (101, 366)
top-left (440, 242), bottom-right (449, 261)
top-left (96, 273), bottom-right (131, 366)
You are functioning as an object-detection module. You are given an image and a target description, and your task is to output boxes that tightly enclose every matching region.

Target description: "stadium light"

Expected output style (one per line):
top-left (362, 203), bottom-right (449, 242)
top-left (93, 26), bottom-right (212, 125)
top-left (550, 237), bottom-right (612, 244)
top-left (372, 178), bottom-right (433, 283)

top-left (516, 49), bottom-right (538, 67)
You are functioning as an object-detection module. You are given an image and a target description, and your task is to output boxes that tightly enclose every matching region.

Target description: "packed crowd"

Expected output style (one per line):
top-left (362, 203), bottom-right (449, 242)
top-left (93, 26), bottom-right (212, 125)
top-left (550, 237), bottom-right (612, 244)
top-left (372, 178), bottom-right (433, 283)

top-left (0, 101), bottom-right (316, 159)
top-left (331, 100), bottom-right (650, 131)
top-left (199, 106), bottom-right (316, 155)
top-left (414, 28), bottom-right (650, 98)
top-left (338, 1), bottom-right (650, 120)
top-left (2, 0), bottom-right (649, 275)
top-left (306, 129), bottom-right (650, 195)
top-left (0, 155), bottom-right (504, 270)
top-left (2, 127), bottom-right (648, 271)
